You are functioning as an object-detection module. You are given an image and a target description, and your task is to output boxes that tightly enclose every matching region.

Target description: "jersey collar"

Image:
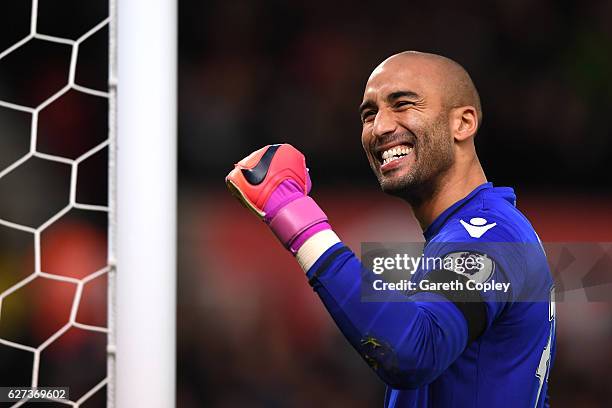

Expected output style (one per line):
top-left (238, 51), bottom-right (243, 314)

top-left (423, 182), bottom-right (494, 241)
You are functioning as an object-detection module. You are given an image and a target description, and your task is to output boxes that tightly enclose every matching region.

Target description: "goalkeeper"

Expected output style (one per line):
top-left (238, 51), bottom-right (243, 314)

top-left (226, 51), bottom-right (555, 408)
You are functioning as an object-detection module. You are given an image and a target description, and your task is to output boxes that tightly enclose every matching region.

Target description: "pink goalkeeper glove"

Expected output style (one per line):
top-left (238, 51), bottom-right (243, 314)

top-left (225, 144), bottom-right (331, 254)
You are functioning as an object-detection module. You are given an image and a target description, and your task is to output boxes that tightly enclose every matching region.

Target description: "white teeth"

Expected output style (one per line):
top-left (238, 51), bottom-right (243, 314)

top-left (381, 145), bottom-right (413, 165)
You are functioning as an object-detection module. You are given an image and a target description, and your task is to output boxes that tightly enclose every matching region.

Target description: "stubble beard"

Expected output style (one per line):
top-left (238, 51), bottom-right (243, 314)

top-left (378, 114), bottom-right (455, 204)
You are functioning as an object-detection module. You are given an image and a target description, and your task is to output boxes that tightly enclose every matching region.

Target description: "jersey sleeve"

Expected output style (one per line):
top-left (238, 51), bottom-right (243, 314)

top-left (422, 214), bottom-right (532, 329)
top-left (305, 242), bottom-right (479, 389)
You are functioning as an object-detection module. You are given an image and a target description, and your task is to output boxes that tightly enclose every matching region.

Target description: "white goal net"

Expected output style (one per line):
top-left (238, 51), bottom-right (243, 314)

top-left (0, 0), bottom-right (176, 406)
top-left (0, 0), bottom-right (113, 406)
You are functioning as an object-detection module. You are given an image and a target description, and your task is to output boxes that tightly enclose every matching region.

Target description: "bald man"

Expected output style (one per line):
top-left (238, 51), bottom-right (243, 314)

top-left (360, 51), bottom-right (484, 218)
top-left (226, 51), bottom-right (555, 407)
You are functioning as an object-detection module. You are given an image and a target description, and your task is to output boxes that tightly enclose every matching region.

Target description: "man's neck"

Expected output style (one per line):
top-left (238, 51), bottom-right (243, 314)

top-left (409, 158), bottom-right (487, 231)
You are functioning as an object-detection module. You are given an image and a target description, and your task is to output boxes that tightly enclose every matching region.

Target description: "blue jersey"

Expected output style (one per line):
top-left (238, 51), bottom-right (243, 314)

top-left (306, 182), bottom-right (556, 407)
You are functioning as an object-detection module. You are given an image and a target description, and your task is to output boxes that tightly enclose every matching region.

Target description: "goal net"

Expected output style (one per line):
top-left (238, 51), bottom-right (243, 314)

top-left (0, 0), bottom-right (112, 406)
top-left (0, 0), bottom-right (176, 406)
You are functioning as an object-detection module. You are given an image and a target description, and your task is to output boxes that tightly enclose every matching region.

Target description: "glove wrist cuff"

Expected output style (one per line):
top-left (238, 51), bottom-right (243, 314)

top-left (268, 196), bottom-right (329, 252)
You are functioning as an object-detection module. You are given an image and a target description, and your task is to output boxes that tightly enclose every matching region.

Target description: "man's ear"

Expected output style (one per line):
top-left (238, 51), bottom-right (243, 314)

top-left (451, 106), bottom-right (478, 142)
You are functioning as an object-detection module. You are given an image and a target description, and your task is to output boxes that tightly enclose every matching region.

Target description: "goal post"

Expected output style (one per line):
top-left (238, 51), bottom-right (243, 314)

top-left (113, 0), bottom-right (177, 407)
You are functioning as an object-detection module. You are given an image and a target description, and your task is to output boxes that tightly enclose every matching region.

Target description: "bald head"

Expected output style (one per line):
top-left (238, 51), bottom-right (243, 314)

top-left (370, 51), bottom-right (482, 128)
top-left (360, 51), bottom-right (485, 201)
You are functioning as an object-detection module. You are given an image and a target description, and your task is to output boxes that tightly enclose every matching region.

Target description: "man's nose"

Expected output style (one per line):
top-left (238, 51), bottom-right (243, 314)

top-left (372, 108), bottom-right (397, 138)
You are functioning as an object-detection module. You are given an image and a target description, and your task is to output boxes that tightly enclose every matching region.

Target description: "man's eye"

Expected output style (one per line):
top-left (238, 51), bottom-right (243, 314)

top-left (362, 111), bottom-right (376, 123)
top-left (395, 101), bottom-right (414, 108)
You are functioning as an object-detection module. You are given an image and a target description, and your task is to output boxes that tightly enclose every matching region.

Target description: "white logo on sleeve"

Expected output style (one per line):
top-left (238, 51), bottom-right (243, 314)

top-left (460, 217), bottom-right (497, 238)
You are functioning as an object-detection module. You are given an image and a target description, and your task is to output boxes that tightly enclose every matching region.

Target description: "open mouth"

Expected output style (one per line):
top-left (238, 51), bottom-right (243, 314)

top-left (377, 144), bottom-right (414, 166)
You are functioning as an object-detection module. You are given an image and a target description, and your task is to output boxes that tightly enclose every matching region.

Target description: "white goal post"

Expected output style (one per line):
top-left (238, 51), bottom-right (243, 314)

top-left (0, 0), bottom-right (176, 405)
top-left (112, 0), bottom-right (177, 407)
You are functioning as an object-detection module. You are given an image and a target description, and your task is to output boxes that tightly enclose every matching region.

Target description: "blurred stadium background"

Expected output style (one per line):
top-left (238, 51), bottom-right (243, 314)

top-left (0, 0), bottom-right (611, 407)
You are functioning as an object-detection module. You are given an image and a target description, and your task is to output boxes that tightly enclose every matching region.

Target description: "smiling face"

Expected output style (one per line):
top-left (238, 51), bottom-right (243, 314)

top-left (360, 53), bottom-right (457, 198)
